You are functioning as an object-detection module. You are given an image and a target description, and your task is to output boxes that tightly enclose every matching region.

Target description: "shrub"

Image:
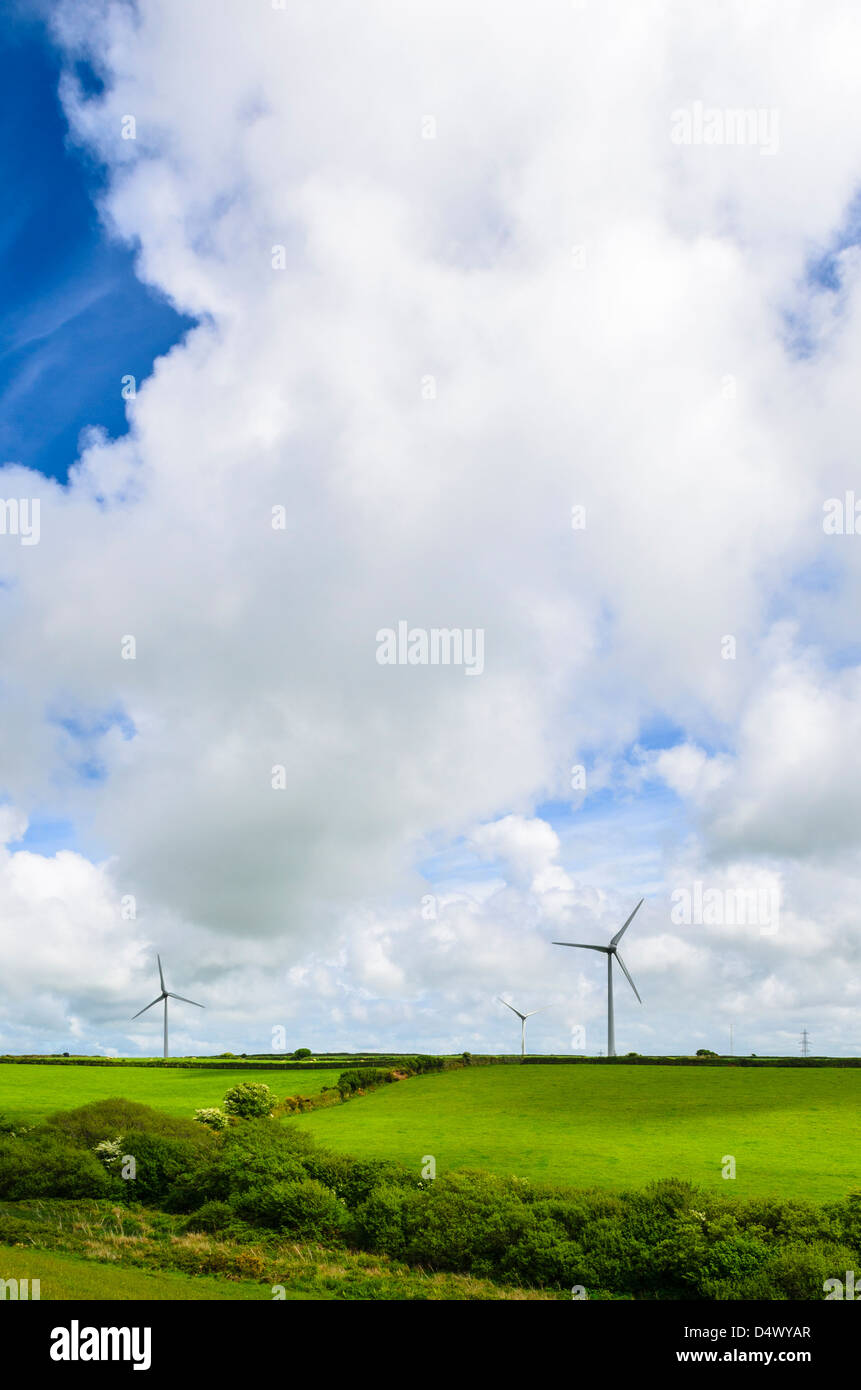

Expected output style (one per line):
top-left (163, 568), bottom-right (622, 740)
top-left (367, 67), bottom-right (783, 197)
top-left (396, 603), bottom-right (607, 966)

top-left (696, 1233), bottom-right (772, 1296)
top-left (382, 1172), bottom-right (535, 1276)
top-left (118, 1131), bottom-right (203, 1206)
top-left (167, 1120), bottom-right (313, 1211)
top-left (501, 1224), bottom-right (584, 1286)
top-left (731, 1242), bottom-right (858, 1300)
top-left (654, 1176), bottom-right (701, 1210)
top-left (301, 1152), bottom-right (416, 1206)
top-left (194, 1107), bottom-right (229, 1132)
top-left (335, 1068), bottom-right (394, 1099)
top-left (223, 1083), bottom-right (276, 1119)
top-left (180, 1200), bottom-right (236, 1234)
top-left (232, 1179), bottom-right (346, 1239)
top-left (825, 1191), bottom-right (861, 1249)
top-left (235, 1250), bottom-right (266, 1278)
top-left (0, 1133), bottom-right (113, 1199)
top-left (44, 1098), bottom-right (212, 1149)
top-left (292, 1048), bottom-right (312, 1059)
top-left (354, 1183), bottom-right (423, 1257)
top-left (280, 1095), bottom-right (317, 1114)
top-left (93, 1136), bottom-right (124, 1169)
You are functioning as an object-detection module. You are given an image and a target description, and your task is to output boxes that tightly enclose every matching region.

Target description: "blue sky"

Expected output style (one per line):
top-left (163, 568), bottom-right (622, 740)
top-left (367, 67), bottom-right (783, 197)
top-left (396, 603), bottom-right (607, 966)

top-left (0, 6), bottom-right (182, 865)
top-left (0, 5), bottom-right (193, 483)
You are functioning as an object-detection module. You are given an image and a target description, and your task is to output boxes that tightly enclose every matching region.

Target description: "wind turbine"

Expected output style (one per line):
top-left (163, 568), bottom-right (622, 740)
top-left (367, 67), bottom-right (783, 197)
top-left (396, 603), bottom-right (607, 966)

top-left (497, 997), bottom-right (548, 1058)
top-left (131, 955), bottom-right (204, 1060)
top-left (553, 899), bottom-right (644, 1058)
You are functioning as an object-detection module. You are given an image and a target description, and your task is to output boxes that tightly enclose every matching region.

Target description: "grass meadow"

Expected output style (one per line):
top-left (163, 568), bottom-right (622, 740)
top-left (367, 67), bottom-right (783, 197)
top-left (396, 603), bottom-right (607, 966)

top-left (0, 1243), bottom-right (281, 1300)
top-left (0, 1063), bottom-right (344, 1125)
top-left (291, 1063), bottom-right (861, 1201)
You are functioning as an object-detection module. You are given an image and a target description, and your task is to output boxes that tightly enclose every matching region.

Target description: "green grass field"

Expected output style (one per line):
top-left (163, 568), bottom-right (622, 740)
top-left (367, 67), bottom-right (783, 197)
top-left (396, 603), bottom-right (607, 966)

top-left (0, 1244), bottom-right (284, 1300)
top-left (4, 1059), bottom-right (860, 1204)
top-left (0, 1063), bottom-right (343, 1125)
top-left (291, 1064), bottom-right (861, 1202)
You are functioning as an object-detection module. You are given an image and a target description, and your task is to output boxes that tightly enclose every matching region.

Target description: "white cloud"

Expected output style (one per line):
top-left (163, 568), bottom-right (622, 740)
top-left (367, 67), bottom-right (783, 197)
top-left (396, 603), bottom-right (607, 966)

top-left (2, 1), bottom-right (861, 1054)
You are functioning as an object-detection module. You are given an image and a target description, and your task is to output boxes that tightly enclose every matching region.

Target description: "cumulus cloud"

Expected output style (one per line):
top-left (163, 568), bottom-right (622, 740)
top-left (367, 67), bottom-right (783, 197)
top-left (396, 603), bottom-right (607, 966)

top-left (1, 0), bottom-right (861, 1054)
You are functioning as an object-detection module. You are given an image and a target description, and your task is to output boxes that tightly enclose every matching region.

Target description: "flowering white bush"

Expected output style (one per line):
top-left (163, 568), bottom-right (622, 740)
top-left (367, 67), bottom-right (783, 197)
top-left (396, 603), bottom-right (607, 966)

top-left (93, 1136), bottom-right (123, 1167)
top-left (193, 1106), bottom-right (229, 1131)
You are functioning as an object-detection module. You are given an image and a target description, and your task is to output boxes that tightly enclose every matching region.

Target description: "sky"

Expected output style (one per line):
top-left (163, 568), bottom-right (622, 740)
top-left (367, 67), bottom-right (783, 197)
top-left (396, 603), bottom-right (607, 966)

top-left (2, 0), bottom-right (861, 1059)
top-left (0, 5), bottom-right (194, 482)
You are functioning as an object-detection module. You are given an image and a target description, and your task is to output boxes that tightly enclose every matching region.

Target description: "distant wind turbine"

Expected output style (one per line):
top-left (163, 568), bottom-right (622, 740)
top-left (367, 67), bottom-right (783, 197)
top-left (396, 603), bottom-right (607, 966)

top-left (131, 955), bottom-right (204, 1060)
top-left (498, 997), bottom-right (548, 1058)
top-left (553, 899), bottom-right (644, 1058)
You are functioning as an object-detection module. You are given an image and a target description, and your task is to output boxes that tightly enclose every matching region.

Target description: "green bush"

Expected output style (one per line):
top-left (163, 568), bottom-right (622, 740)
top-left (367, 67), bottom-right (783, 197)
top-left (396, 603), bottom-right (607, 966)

top-left (300, 1152), bottom-right (415, 1206)
top-left (824, 1191), bottom-right (861, 1249)
top-left (730, 1242), bottom-right (858, 1300)
top-left (0, 1133), bottom-right (114, 1199)
top-left (335, 1068), bottom-right (395, 1099)
top-left (223, 1082), bottom-right (276, 1118)
top-left (232, 1178), bottom-right (346, 1238)
top-left (409, 1173), bottom-right (536, 1275)
top-left (501, 1223), bottom-right (584, 1286)
top-left (43, 1098), bottom-right (212, 1149)
top-left (180, 1200), bottom-right (236, 1234)
top-left (193, 1107), bottom-right (229, 1132)
top-left (354, 1183), bottom-right (424, 1257)
top-left (118, 1131), bottom-right (203, 1206)
top-left (356, 1171), bottom-right (535, 1277)
top-left (167, 1120), bottom-right (313, 1211)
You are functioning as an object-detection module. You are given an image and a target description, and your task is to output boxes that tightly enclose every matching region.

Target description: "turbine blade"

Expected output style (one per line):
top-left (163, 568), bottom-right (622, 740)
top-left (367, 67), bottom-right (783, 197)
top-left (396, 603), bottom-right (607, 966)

top-left (614, 952), bottom-right (642, 1003)
top-left (498, 998), bottom-right (526, 1020)
top-left (167, 993), bottom-right (204, 1008)
top-left (157, 955), bottom-right (166, 991)
top-left (131, 995), bottom-right (164, 1020)
top-left (552, 942), bottom-right (610, 953)
top-left (523, 1006), bottom-right (551, 1017)
top-left (610, 898), bottom-right (644, 947)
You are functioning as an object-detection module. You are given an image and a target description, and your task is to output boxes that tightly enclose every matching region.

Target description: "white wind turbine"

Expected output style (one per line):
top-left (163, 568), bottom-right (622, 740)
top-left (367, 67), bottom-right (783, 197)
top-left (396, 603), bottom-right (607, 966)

top-left (498, 997), bottom-right (548, 1058)
top-left (131, 955), bottom-right (204, 1060)
top-left (553, 899), bottom-right (644, 1058)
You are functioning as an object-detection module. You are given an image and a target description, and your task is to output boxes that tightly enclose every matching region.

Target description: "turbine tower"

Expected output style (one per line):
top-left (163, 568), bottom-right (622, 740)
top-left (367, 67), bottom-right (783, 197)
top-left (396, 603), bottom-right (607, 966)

top-left (497, 998), bottom-right (547, 1058)
top-left (553, 899), bottom-right (644, 1058)
top-left (131, 955), bottom-right (204, 1060)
